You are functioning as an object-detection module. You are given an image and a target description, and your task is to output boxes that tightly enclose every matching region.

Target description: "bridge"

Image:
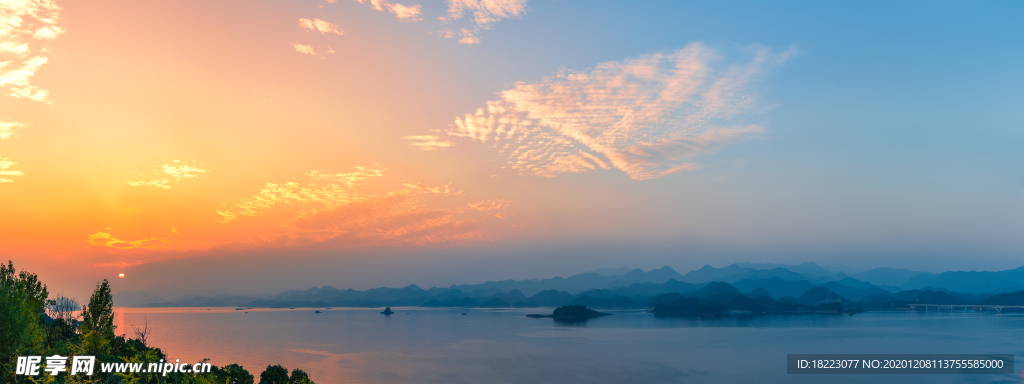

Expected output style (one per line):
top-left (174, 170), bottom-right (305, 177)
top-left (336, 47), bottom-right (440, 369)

top-left (908, 304), bottom-right (1024, 314)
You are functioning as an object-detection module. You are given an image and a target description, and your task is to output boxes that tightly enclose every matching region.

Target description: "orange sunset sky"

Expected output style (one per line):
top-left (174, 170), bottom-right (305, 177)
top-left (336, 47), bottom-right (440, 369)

top-left (1, 0), bottom-right (1021, 297)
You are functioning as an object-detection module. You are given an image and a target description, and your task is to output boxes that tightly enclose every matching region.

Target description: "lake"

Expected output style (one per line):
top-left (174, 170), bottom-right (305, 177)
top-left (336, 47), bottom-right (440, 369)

top-left (114, 307), bottom-right (1024, 383)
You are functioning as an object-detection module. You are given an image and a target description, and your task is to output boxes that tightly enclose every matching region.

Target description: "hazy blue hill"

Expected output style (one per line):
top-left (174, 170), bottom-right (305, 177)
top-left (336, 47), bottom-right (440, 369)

top-left (645, 293), bottom-right (687, 307)
top-left (717, 268), bottom-right (809, 283)
top-left (422, 296), bottom-right (481, 307)
top-left (588, 267), bottom-right (634, 276)
top-left (798, 287), bottom-right (844, 305)
top-left (606, 279), bottom-right (696, 297)
top-left (528, 289), bottom-right (575, 306)
top-left (640, 266), bottom-right (686, 282)
top-left (726, 295), bottom-right (761, 312)
top-left (851, 268), bottom-right (927, 287)
top-left (691, 282), bottom-right (741, 303)
top-left (835, 278), bottom-right (880, 290)
top-left (732, 278), bottom-right (814, 299)
top-left (859, 293), bottom-right (899, 303)
top-left (820, 281), bottom-right (892, 301)
top-left (570, 295), bottom-right (639, 308)
top-left (467, 287), bottom-right (503, 298)
top-left (901, 266), bottom-right (1024, 293)
top-left (746, 288), bottom-right (773, 299)
top-left (899, 273), bottom-right (940, 290)
top-left (489, 289), bottom-right (528, 303)
top-left (113, 291), bottom-right (171, 307)
top-left (479, 298), bottom-right (511, 308)
top-left (981, 291), bottom-right (1024, 306)
top-left (733, 262), bottom-right (838, 278)
top-left (575, 289), bottom-right (620, 299)
top-left (680, 265), bottom-right (755, 284)
top-left (751, 294), bottom-right (780, 310)
top-left (448, 267), bottom-right (684, 296)
top-left (892, 290), bottom-right (963, 305)
top-left (114, 263), bottom-right (1024, 309)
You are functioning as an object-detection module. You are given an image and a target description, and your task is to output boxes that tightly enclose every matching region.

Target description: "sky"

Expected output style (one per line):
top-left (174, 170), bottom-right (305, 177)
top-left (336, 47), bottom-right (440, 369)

top-left (0, 0), bottom-right (1021, 298)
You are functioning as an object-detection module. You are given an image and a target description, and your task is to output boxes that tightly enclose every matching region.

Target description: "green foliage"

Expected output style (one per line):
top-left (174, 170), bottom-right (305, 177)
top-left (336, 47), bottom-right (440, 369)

top-left (211, 364), bottom-right (255, 384)
top-left (289, 369), bottom-right (314, 384)
top-left (258, 365), bottom-right (289, 384)
top-left (0, 261), bottom-right (316, 384)
top-left (0, 261), bottom-right (48, 382)
top-left (82, 279), bottom-right (115, 337)
top-left (81, 279), bottom-right (115, 355)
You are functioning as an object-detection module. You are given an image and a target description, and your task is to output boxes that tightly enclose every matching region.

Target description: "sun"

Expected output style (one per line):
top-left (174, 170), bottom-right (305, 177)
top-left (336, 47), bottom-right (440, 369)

top-left (119, 273), bottom-right (125, 278)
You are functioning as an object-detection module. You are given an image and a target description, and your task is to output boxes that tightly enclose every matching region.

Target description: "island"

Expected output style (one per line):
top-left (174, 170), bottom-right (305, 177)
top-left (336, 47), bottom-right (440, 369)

top-left (526, 305), bottom-right (612, 320)
top-left (380, 307), bottom-right (395, 315)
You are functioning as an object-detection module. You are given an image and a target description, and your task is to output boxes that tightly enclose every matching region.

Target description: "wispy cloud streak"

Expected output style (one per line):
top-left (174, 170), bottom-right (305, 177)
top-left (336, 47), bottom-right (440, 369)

top-left (0, 120), bottom-right (23, 139)
top-left (434, 44), bottom-right (794, 180)
top-left (299, 18), bottom-right (343, 35)
top-left (0, 0), bottom-right (65, 102)
top-left (355, 0), bottom-right (423, 21)
top-left (440, 0), bottom-right (527, 44)
top-left (215, 167), bottom-right (510, 247)
top-left (126, 160), bottom-right (209, 189)
top-left (0, 157), bottom-right (23, 183)
top-left (404, 135), bottom-right (453, 150)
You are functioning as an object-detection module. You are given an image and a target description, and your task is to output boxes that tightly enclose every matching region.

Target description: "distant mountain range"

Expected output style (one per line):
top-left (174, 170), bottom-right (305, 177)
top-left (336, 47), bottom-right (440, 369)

top-left (113, 263), bottom-right (1024, 308)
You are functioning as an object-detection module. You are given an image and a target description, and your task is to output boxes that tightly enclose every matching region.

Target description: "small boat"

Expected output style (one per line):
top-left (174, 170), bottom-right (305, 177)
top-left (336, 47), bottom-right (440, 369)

top-left (380, 307), bottom-right (395, 315)
top-left (314, 310), bottom-right (322, 314)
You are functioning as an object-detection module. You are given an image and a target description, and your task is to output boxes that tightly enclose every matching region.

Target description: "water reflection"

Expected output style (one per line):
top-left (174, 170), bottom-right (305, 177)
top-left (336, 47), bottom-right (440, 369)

top-left (116, 307), bottom-right (1024, 384)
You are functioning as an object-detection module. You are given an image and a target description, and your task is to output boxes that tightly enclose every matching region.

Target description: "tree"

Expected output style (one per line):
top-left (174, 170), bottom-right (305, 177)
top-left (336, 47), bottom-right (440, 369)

top-left (259, 364), bottom-right (290, 384)
top-left (81, 279), bottom-right (115, 354)
top-left (46, 294), bottom-right (80, 343)
top-left (290, 368), bottom-right (315, 384)
top-left (0, 261), bottom-right (47, 382)
top-left (212, 363), bottom-right (256, 384)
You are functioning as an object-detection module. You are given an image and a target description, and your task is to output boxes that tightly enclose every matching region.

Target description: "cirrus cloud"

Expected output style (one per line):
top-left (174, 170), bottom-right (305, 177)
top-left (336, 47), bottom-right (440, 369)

top-left (126, 160), bottom-right (209, 189)
top-left (299, 18), bottom-right (342, 35)
top-left (430, 43), bottom-right (795, 180)
top-left (440, 0), bottom-right (527, 45)
top-left (355, 0), bottom-right (423, 21)
top-left (0, 0), bottom-right (65, 103)
top-left (215, 167), bottom-right (511, 248)
top-left (0, 157), bottom-right (23, 183)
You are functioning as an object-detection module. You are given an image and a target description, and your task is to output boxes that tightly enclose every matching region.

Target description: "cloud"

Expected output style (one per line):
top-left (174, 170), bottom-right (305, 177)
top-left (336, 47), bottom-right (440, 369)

top-left (293, 43), bottom-right (316, 55)
top-left (1, 120), bottom-right (26, 183)
top-left (127, 160), bottom-right (208, 189)
top-left (433, 43), bottom-right (794, 180)
top-left (299, 18), bottom-right (342, 35)
top-left (468, 199), bottom-right (510, 211)
top-left (162, 162), bottom-right (208, 179)
top-left (0, 157), bottom-right (23, 182)
top-left (87, 232), bottom-right (165, 249)
top-left (404, 135), bottom-right (453, 150)
top-left (356, 0), bottom-right (423, 21)
top-left (216, 167), bottom-right (511, 248)
top-left (441, 0), bottom-right (527, 44)
top-left (293, 43), bottom-right (334, 57)
top-left (0, 0), bottom-right (65, 103)
top-left (125, 179), bottom-right (171, 189)
top-left (287, 183), bottom-right (485, 246)
top-left (0, 120), bottom-right (24, 139)
top-left (224, 166), bottom-right (383, 219)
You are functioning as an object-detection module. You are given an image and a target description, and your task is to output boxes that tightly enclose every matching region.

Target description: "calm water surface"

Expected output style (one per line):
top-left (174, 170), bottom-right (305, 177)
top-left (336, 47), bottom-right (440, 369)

top-left (115, 307), bottom-right (1024, 383)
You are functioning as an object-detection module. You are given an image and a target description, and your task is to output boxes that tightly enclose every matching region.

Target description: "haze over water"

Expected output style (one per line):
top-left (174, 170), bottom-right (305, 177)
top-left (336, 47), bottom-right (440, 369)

top-left (117, 307), bottom-right (1024, 384)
